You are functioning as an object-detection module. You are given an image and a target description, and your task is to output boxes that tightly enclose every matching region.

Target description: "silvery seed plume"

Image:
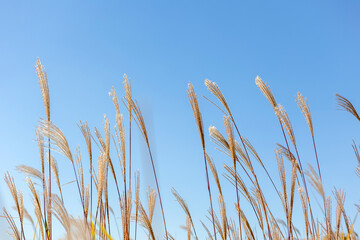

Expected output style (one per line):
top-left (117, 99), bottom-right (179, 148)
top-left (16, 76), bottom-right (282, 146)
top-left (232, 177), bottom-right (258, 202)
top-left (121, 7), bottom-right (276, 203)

top-left (78, 121), bottom-right (92, 164)
top-left (219, 196), bottom-right (227, 240)
top-left (147, 186), bottom-right (157, 224)
top-left (206, 154), bottom-right (223, 196)
top-left (223, 116), bottom-right (236, 167)
top-left (96, 152), bottom-right (107, 213)
top-left (255, 76), bottom-right (277, 111)
top-left (306, 164), bottom-right (324, 199)
top-left (205, 79), bottom-right (231, 117)
top-left (38, 119), bottom-right (73, 163)
top-left (296, 92), bottom-right (313, 136)
top-left (123, 74), bottom-right (132, 117)
top-left (209, 126), bottom-right (229, 154)
top-left (48, 155), bottom-right (64, 202)
top-left (16, 165), bottom-right (42, 181)
top-left (35, 58), bottom-right (50, 121)
top-left (52, 194), bottom-right (70, 233)
top-left (187, 83), bottom-right (205, 150)
top-left (276, 104), bottom-right (296, 146)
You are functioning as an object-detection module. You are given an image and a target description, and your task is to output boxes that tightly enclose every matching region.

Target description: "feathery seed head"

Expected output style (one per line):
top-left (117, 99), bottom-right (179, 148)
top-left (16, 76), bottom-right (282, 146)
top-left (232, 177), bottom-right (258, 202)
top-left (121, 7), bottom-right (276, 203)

top-left (209, 125), bottom-right (229, 153)
top-left (336, 94), bottom-right (360, 122)
top-left (255, 76), bottom-right (277, 110)
top-left (205, 79), bottom-right (231, 116)
top-left (116, 112), bottom-right (126, 167)
top-left (96, 152), bottom-right (107, 210)
top-left (147, 186), bottom-right (157, 223)
top-left (306, 164), bottom-right (324, 199)
top-left (78, 121), bottom-right (92, 165)
top-left (110, 87), bottom-right (121, 116)
top-left (38, 119), bottom-right (73, 162)
top-left (277, 104), bottom-right (296, 146)
top-left (131, 99), bottom-right (150, 145)
top-left (16, 165), bottom-right (42, 181)
top-left (224, 116), bottom-right (236, 166)
top-left (296, 92), bottom-right (313, 136)
top-left (35, 58), bottom-right (50, 121)
top-left (206, 154), bottom-right (223, 196)
top-left (103, 114), bottom-right (111, 159)
top-left (123, 74), bottom-right (132, 119)
top-left (187, 83), bottom-right (205, 150)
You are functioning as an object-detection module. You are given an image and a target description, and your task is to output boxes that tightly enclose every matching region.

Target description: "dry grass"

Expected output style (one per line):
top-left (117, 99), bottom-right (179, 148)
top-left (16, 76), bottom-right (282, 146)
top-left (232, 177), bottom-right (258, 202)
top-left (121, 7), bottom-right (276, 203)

top-left (2, 59), bottom-right (360, 240)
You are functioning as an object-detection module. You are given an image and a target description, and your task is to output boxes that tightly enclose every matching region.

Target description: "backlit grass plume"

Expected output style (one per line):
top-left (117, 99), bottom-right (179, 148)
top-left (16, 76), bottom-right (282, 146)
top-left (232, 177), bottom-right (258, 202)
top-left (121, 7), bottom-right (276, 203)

top-left (3, 59), bottom-right (360, 240)
top-left (187, 82), bottom-right (217, 240)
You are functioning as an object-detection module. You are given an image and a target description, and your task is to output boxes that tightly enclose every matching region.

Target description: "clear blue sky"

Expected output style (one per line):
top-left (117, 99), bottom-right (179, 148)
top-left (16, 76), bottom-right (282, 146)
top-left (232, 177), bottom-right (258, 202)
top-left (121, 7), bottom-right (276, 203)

top-left (1, 1), bottom-right (360, 239)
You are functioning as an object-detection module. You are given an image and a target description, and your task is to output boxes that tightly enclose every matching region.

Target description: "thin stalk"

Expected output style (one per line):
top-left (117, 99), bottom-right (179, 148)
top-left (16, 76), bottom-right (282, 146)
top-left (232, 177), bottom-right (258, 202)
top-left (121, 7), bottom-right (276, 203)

top-left (278, 120), bottom-right (316, 237)
top-left (90, 164), bottom-right (93, 240)
top-left (293, 144), bottom-right (316, 237)
top-left (110, 135), bottom-right (129, 224)
top-left (235, 171), bottom-right (242, 240)
top-left (41, 147), bottom-right (48, 240)
top-left (106, 179), bottom-right (111, 237)
top-left (20, 213), bottom-right (24, 240)
top-left (47, 138), bottom-right (52, 240)
top-left (233, 155), bottom-right (242, 239)
top-left (202, 151), bottom-right (217, 240)
top-left (225, 164), bottom-right (263, 232)
top-left (134, 190), bottom-right (139, 240)
top-left (312, 135), bottom-right (322, 182)
top-left (123, 157), bottom-right (128, 240)
top-left (231, 118), bottom-right (273, 240)
top-left (146, 143), bottom-right (168, 240)
top-left (71, 162), bottom-right (86, 219)
top-left (311, 134), bottom-right (328, 235)
top-left (128, 98), bottom-right (132, 240)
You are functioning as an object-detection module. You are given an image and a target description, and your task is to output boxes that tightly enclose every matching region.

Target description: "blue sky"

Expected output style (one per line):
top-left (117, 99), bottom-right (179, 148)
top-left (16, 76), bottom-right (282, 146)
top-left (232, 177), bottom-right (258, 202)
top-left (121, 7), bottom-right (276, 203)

top-left (1, 1), bottom-right (360, 239)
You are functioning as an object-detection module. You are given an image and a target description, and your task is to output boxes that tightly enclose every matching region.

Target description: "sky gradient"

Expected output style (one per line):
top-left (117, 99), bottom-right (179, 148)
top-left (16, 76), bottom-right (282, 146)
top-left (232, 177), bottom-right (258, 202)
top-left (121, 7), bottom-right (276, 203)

top-left (1, 1), bottom-right (360, 239)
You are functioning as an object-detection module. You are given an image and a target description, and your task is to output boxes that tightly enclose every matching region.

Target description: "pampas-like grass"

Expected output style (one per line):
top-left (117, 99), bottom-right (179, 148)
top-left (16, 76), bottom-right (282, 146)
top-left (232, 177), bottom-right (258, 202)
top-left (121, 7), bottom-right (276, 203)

top-left (4, 59), bottom-right (360, 240)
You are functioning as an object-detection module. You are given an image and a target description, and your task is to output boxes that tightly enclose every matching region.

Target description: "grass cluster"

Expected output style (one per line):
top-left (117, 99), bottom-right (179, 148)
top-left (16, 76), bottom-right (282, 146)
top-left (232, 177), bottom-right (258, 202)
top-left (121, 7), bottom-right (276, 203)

top-left (2, 59), bottom-right (360, 240)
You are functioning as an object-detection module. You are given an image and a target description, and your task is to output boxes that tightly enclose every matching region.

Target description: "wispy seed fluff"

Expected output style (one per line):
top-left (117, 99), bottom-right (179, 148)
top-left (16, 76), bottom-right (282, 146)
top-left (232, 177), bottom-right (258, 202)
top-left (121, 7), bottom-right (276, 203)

top-left (296, 92), bottom-right (313, 136)
top-left (205, 79), bottom-right (231, 116)
top-left (255, 76), bottom-right (277, 111)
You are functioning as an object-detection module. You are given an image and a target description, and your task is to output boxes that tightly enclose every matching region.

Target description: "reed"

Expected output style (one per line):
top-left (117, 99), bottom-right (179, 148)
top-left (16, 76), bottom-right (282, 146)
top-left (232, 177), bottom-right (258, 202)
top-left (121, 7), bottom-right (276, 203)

top-left (3, 59), bottom-right (360, 240)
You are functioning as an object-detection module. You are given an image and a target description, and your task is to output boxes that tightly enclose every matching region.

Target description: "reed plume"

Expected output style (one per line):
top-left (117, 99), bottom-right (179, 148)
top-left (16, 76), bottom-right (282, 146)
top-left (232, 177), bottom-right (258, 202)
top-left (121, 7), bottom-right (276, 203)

top-left (123, 74), bottom-right (133, 240)
top-left (188, 82), bottom-right (217, 240)
top-left (138, 201), bottom-right (156, 240)
top-left (336, 94), bottom-right (360, 122)
top-left (35, 58), bottom-right (50, 121)
top-left (5, 59), bottom-right (360, 240)
top-left (255, 76), bottom-right (277, 111)
top-left (224, 116), bottom-right (242, 238)
top-left (36, 57), bottom-right (52, 239)
top-left (4, 172), bottom-right (25, 239)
